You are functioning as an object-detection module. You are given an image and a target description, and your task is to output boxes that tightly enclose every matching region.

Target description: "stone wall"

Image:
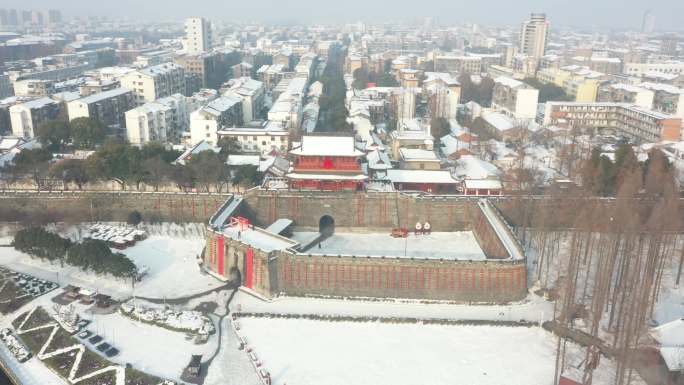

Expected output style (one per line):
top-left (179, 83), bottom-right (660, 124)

top-left (271, 253), bottom-right (526, 302)
top-left (0, 192), bottom-right (228, 223)
top-left (468, 203), bottom-right (509, 259)
top-left (242, 190), bottom-right (472, 231)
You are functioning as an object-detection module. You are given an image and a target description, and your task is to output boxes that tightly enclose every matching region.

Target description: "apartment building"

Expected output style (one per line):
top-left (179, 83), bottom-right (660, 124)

top-left (598, 83), bottom-right (654, 109)
top-left (222, 77), bottom-right (265, 123)
top-left (256, 64), bottom-right (287, 91)
top-left (216, 127), bottom-right (290, 155)
top-left (120, 63), bottom-right (186, 104)
top-left (399, 69), bottom-right (421, 88)
top-left (13, 79), bottom-right (55, 97)
top-left (423, 72), bottom-right (461, 120)
top-left (640, 82), bottom-right (684, 119)
top-left (78, 79), bottom-right (119, 97)
top-left (624, 61), bottom-right (684, 77)
top-left (125, 94), bottom-right (189, 145)
top-left (492, 76), bottom-right (539, 119)
top-left (536, 67), bottom-right (601, 102)
top-left (434, 55), bottom-right (481, 74)
top-left (295, 53), bottom-right (318, 79)
top-left (175, 51), bottom-right (230, 89)
top-left (519, 13), bottom-right (549, 60)
top-left (543, 102), bottom-right (682, 143)
top-left (184, 17), bottom-right (212, 55)
top-left (67, 88), bottom-right (135, 128)
top-left (189, 95), bottom-right (243, 145)
top-left (9, 97), bottom-right (61, 138)
top-left (268, 77), bottom-right (308, 130)
top-left (569, 56), bottom-right (622, 75)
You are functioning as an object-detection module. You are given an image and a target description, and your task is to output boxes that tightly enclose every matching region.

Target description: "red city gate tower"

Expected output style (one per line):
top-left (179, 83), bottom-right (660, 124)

top-left (287, 135), bottom-right (367, 191)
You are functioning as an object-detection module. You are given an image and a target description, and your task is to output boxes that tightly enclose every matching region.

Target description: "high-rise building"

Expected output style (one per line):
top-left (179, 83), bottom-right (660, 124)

top-left (184, 17), bottom-right (212, 55)
top-left (519, 13), bottom-right (549, 60)
top-left (642, 10), bottom-right (656, 34)
top-left (30, 10), bottom-right (44, 26)
top-left (47, 9), bottom-right (62, 25)
top-left (8, 9), bottom-right (18, 26)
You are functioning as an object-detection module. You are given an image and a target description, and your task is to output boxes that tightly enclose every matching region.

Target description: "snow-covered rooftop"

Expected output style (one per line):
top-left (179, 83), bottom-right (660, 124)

top-left (454, 155), bottom-right (501, 180)
top-left (290, 136), bottom-right (364, 157)
top-left (386, 169), bottom-right (458, 184)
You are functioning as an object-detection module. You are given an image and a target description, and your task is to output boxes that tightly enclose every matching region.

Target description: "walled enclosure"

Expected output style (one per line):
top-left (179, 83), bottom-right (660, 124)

top-left (205, 190), bottom-right (528, 303)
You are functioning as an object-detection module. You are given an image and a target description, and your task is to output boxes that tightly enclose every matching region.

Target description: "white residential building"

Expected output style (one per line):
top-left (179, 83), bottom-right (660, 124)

top-left (520, 13), bottom-right (549, 60)
top-left (222, 77), bottom-right (265, 123)
top-left (13, 79), bottom-right (55, 97)
top-left (189, 95), bottom-right (244, 145)
top-left (9, 97), bottom-right (61, 138)
top-left (623, 62), bottom-right (684, 78)
top-left (120, 63), bottom-right (186, 104)
top-left (217, 127), bottom-right (290, 155)
top-left (184, 17), bottom-right (212, 55)
top-left (125, 94), bottom-right (189, 145)
top-left (640, 82), bottom-right (684, 119)
top-left (492, 76), bottom-right (539, 120)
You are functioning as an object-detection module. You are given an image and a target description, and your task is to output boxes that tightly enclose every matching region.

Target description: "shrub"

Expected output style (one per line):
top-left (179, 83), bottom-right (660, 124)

top-left (13, 227), bottom-right (71, 261)
top-left (127, 210), bottom-right (142, 226)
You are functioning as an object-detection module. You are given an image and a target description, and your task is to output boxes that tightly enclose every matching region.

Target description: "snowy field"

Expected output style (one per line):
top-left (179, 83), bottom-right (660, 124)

top-left (83, 310), bottom-right (217, 382)
top-left (0, 233), bottom-right (224, 299)
top-left (236, 317), bottom-right (625, 385)
top-left (291, 231), bottom-right (487, 260)
top-left (119, 235), bottom-right (224, 298)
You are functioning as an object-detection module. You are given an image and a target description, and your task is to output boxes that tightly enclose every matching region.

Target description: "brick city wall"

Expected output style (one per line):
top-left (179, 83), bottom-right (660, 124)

top-left (242, 190), bottom-right (472, 231)
top-left (0, 192), bottom-right (228, 223)
top-left (272, 253), bottom-right (527, 302)
top-left (468, 204), bottom-right (509, 259)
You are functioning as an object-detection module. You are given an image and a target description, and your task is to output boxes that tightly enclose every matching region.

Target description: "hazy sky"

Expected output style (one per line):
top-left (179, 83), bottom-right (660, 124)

top-left (3, 0), bottom-right (683, 30)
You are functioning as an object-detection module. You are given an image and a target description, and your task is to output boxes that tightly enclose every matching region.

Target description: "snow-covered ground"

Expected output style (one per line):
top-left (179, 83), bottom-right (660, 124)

top-left (120, 235), bottom-right (224, 298)
top-left (0, 337), bottom-right (67, 385)
top-left (290, 231), bottom-right (487, 260)
top-left (233, 289), bottom-right (554, 323)
top-left (235, 317), bottom-right (628, 385)
top-left (0, 234), bottom-right (223, 300)
top-left (203, 318), bottom-right (262, 385)
top-left (82, 310), bottom-right (216, 382)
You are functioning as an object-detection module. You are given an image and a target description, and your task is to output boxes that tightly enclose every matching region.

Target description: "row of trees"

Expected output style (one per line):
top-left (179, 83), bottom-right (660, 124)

top-left (13, 227), bottom-right (138, 279)
top-left (580, 145), bottom-right (675, 197)
top-left (458, 74), bottom-right (495, 107)
top-left (503, 144), bottom-right (682, 384)
top-left (3, 141), bottom-right (263, 192)
top-left (522, 78), bottom-right (573, 103)
top-left (317, 45), bottom-right (352, 132)
top-left (351, 67), bottom-right (399, 90)
top-left (36, 117), bottom-right (107, 152)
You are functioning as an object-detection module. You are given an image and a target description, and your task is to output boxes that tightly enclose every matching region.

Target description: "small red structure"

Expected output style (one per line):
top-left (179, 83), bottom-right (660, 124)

top-left (287, 136), bottom-right (367, 191)
top-left (230, 216), bottom-right (250, 231)
top-left (558, 375), bottom-right (582, 385)
top-left (391, 228), bottom-right (408, 238)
